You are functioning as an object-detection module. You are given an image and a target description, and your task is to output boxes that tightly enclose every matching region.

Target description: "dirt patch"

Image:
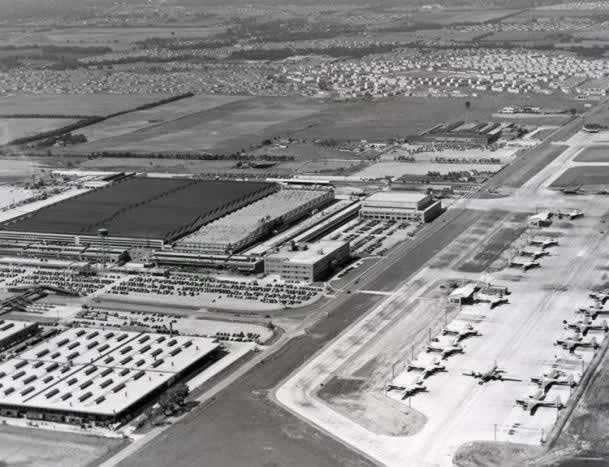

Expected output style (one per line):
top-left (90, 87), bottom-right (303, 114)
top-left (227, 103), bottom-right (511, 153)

top-left (453, 441), bottom-right (542, 467)
top-left (319, 377), bottom-right (366, 398)
top-left (320, 390), bottom-right (426, 437)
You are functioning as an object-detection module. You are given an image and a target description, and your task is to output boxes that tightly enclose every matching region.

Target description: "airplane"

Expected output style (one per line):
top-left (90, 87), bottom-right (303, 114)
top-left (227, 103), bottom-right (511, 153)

top-left (555, 332), bottom-right (600, 353)
top-left (426, 338), bottom-right (465, 360)
top-left (462, 361), bottom-right (520, 385)
top-left (516, 389), bottom-right (564, 416)
top-left (565, 317), bottom-right (609, 336)
top-left (441, 323), bottom-right (482, 342)
top-left (531, 369), bottom-right (577, 394)
top-left (597, 186), bottom-right (609, 195)
top-left (576, 305), bottom-right (609, 320)
top-left (589, 291), bottom-right (609, 304)
top-left (407, 357), bottom-right (446, 378)
top-left (509, 257), bottom-right (540, 271)
top-left (519, 247), bottom-right (549, 260)
top-left (387, 377), bottom-right (427, 399)
top-left (561, 185), bottom-right (584, 195)
top-left (528, 237), bottom-right (558, 249)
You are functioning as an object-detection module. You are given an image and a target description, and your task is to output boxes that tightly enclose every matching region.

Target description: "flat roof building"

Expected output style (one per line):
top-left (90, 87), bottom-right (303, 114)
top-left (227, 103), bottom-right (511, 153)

top-left (360, 191), bottom-right (442, 223)
top-left (264, 240), bottom-right (350, 283)
top-left (0, 320), bottom-right (38, 350)
top-left (0, 327), bottom-right (219, 425)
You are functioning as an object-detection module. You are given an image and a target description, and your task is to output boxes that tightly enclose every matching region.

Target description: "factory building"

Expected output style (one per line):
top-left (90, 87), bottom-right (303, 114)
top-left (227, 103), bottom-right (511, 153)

top-left (264, 240), bottom-right (350, 282)
top-left (360, 192), bottom-right (442, 223)
top-left (0, 327), bottom-right (220, 425)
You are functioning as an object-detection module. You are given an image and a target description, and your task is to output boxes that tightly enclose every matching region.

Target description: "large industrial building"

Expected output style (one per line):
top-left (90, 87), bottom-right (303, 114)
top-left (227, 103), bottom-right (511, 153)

top-left (0, 177), bottom-right (276, 249)
top-left (0, 327), bottom-right (219, 425)
top-left (264, 240), bottom-right (350, 282)
top-left (360, 192), bottom-right (442, 223)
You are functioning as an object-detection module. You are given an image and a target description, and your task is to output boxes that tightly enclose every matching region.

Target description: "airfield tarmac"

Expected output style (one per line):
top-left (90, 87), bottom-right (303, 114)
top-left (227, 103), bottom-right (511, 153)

top-left (275, 129), bottom-right (609, 466)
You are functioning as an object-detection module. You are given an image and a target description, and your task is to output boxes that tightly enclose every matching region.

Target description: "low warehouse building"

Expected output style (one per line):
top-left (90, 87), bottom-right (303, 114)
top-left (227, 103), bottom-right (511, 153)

top-left (360, 192), bottom-right (442, 223)
top-left (0, 320), bottom-right (38, 350)
top-left (0, 327), bottom-right (220, 425)
top-left (264, 240), bottom-right (350, 282)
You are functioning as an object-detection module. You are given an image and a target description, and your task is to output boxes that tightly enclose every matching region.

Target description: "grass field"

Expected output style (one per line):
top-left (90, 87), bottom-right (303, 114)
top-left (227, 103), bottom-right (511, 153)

top-left (0, 425), bottom-right (126, 467)
top-left (0, 25), bottom-right (224, 51)
top-left (79, 95), bottom-right (247, 142)
top-left (0, 158), bottom-right (43, 183)
top-left (68, 97), bottom-right (327, 154)
top-left (0, 94), bottom-right (171, 117)
top-left (0, 118), bottom-right (77, 145)
top-left (550, 165), bottom-right (609, 188)
top-left (574, 146), bottom-right (609, 163)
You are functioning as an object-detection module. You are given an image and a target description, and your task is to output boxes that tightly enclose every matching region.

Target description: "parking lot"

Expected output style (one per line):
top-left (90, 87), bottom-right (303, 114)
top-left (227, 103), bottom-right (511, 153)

top-left (325, 217), bottom-right (419, 258)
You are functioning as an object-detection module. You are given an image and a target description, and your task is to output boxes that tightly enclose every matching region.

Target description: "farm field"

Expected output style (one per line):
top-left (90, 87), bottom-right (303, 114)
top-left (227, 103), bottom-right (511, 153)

top-left (79, 95), bottom-right (248, 142)
top-left (0, 118), bottom-right (77, 144)
top-left (66, 97), bottom-right (328, 154)
top-left (0, 93), bottom-right (171, 117)
top-left (0, 425), bottom-right (126, 467)
top-left (574, 146), bottom-right (609, 162)
top-left (0, 158), bottom-right (43, 182)
top-left (0, 25), bottom-right (225, 51)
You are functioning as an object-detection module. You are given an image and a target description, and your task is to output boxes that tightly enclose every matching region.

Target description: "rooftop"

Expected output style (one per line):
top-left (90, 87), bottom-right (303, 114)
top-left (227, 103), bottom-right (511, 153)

top-left (0, 320), bottom-right (37, 345)
top-left (366, 191), bottom-right (429, 204)
top-left (267, 240), bottom-right (348, 265)
top-left (0, 327), bottom-right (219, 417)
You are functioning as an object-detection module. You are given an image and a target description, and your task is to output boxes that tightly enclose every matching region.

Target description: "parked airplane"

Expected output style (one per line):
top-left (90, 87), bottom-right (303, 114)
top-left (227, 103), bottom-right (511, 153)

top-left (463, 361), bottom-right (520, 385)
top-left (426, 339), bottom-right (465, 360)
top-left (387, 377), bottom-right (427, 399)
top-left (516, 390), bottom-right (564, 415)
top-left (561, 185), bottom-right (584, 195)
top-left (529, 237), bottom-right (558, 249)
top-left (576, 305), bottom-right (609, 320)
top-left (555, 332), bottom-right (600, 353)
top-left (441, 323), bottom-right (482, 342)
top-left (589, 291), bottom-right (609, 304)
top-left (407, 357), bottom-right (446, 378)
top-left (531, 369), bottom-right (577, 394)
top-left (565, 317), bottom-right (609, 336)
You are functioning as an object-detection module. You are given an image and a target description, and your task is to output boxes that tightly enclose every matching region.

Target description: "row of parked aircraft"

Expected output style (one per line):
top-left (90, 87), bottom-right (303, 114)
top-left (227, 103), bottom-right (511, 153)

top-left (517, 292), bottom-right (609, 415)
top-left (386, 323), bottom-right (483, 399)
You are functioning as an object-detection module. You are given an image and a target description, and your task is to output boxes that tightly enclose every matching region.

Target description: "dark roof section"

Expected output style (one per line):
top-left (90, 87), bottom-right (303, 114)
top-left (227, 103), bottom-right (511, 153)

top-left (1, 177), bottom-right (275, 242)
